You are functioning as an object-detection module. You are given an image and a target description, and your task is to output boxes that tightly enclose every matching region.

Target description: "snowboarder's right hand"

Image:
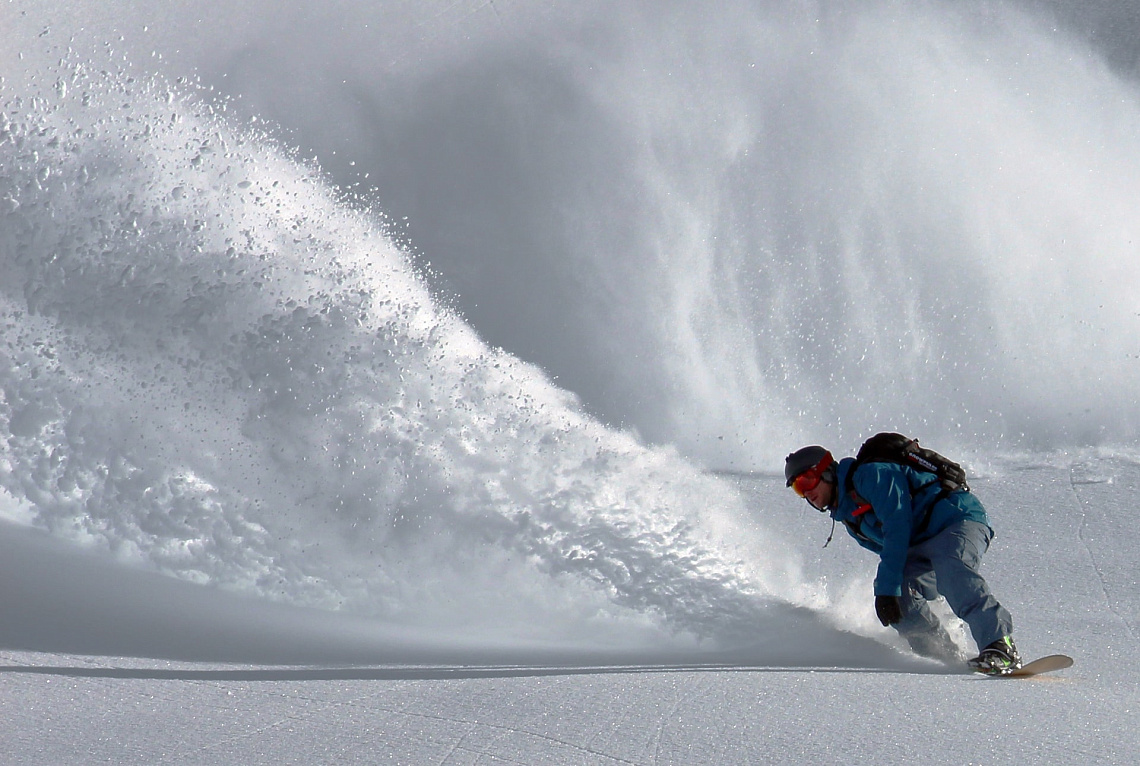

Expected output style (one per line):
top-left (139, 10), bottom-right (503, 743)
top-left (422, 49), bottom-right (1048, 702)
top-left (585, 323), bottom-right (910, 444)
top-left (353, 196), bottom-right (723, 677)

top-left (875, 595), bottom-right (902, 626)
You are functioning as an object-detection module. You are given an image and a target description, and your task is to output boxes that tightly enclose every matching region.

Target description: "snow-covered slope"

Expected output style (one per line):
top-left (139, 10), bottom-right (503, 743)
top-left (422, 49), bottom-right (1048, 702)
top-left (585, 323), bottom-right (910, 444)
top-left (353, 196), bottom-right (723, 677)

top-left (2, 458), bottom-right (1136, 764)
top-left (1, 0), bottom-right (1139, 762)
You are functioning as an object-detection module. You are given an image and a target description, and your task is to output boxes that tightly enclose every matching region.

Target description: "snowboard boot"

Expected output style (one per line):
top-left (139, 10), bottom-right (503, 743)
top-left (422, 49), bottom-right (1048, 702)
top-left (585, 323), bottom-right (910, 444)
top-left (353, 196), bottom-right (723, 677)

top-left (968, 636), bottom-right (1022, 676)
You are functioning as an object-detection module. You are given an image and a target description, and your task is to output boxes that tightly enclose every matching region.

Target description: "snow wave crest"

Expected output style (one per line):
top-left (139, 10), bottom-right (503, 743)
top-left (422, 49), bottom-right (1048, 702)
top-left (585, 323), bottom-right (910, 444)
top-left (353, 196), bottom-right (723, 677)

top-left (0, 58), bottom-right (804, 648)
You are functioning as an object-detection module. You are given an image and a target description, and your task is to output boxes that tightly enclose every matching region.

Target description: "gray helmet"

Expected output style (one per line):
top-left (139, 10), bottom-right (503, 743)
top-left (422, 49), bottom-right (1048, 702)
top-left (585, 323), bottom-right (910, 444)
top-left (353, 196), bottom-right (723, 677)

top-left (784, 446), bottom-right (833, 486)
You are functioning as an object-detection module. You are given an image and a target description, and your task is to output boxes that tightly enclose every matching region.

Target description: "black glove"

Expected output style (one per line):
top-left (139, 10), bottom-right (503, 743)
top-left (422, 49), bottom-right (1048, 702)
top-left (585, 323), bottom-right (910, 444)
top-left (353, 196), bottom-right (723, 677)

top-left (875, 595), bottom-right (903, 627)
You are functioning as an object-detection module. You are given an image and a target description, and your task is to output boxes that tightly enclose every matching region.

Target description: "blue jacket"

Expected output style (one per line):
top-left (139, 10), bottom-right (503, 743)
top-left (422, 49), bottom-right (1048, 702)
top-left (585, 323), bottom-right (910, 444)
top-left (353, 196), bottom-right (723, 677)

top-left (831, 457), bottom-right (991, 597)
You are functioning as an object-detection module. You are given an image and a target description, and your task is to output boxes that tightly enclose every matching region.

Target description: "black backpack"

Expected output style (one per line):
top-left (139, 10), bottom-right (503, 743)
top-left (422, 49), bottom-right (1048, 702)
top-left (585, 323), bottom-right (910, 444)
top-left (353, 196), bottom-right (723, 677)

top-left (844, 432), bottom-right (969, 499)
top-left (824, 432), bottom-right (970, 548)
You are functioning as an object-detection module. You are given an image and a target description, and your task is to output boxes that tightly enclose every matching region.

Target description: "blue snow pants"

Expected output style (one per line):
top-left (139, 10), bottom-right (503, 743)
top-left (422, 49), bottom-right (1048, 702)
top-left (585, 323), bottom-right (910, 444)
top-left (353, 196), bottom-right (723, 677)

top-left (895, 519), bottom-right (1014, 652)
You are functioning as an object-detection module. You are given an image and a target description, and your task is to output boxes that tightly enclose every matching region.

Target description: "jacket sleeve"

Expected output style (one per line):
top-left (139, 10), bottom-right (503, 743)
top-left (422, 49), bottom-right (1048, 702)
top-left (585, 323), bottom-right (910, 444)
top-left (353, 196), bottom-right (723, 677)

top-left (852, 463), bottom-right (914, 597)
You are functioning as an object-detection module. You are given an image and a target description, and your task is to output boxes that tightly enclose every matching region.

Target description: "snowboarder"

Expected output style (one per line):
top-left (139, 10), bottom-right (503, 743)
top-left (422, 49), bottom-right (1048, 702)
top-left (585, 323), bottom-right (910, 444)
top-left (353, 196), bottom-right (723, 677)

top-left (784, 444), bottom-right (1021, 674)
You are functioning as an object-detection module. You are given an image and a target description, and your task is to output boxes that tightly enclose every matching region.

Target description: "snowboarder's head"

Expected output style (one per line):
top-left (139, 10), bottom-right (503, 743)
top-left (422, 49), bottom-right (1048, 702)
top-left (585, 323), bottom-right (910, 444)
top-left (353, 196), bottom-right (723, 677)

top-left (785, 446), bottom-right (835, 511)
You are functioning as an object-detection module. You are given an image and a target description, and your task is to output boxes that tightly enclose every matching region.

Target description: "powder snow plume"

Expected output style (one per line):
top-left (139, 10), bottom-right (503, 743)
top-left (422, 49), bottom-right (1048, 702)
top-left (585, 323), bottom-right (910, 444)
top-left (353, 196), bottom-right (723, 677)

top-left (0, 54), bottom-right (812, 652)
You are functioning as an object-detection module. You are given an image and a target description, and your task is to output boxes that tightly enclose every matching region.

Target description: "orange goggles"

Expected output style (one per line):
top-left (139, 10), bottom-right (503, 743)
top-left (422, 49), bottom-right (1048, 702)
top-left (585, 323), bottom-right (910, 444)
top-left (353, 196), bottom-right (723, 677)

top-left (790, 468), bottom-right (824, 498)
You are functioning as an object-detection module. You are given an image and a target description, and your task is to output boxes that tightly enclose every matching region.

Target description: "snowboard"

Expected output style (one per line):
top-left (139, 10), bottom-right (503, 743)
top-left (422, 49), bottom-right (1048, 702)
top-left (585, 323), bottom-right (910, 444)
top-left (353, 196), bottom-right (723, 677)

top-left (975, 654), bottom-right (1073, 678)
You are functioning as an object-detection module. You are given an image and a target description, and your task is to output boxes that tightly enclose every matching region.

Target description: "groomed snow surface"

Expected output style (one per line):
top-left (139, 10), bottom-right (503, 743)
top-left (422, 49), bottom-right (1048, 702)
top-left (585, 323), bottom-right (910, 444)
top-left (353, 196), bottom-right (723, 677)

top-left (2, 457), bottom-right (1135, 764)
